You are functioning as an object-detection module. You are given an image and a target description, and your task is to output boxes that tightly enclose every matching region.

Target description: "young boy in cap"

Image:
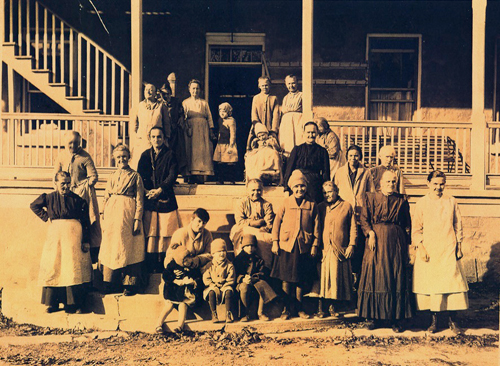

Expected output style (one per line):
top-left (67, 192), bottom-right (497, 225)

top-left (203, 238), bottom-right (236, 323)
top-left (234, 234), bottom-right (277, 321)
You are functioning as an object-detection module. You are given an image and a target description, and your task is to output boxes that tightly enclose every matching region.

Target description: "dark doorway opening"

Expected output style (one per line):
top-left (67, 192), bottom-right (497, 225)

top-left (209, 65), bottom-right (262, 182)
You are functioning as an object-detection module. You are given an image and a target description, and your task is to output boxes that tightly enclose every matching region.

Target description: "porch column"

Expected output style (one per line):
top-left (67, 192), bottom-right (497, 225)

top-left (302, 0), bottom-right (313, 122)
top-left (131, 0), bottom-right (143, 113)
top-left (471, 0), bottom-right (487, 190)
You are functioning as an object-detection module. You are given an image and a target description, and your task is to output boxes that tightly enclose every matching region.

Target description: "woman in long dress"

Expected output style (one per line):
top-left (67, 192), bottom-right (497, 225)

top-left (412, 170), bottom-right (468, 334)
top-left (314, 181), bottom-right (357, 318)
top-left (30, 171), bottom-right (92, 314)
top-left (315, 117), bottom-right (345, 180)
top-left (160, 83), bottom-right (188, 176)
top-left (279, 74), bottom-right (303, 156)
top-left (182, 79), bottom-right (216, 183)
top-left (132, 83), bottom-right (170, 168)
top-left (358, 170), bottom-right (413, 332)
top-left (137, 127), bottom-right (180, 273)
top-left (283, 122), bottom-right (330, 203)
top-left (98, 144), bottom-right (145, 296)
top-left (334, 145), bottom-right (374, 288)
top-left (271, 169), bottom-right (320, 320)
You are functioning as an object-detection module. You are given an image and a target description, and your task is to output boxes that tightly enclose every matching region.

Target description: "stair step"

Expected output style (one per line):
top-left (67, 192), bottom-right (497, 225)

top-left (32, 69), bottom-right (51, 74)
top-left (66, 96), bottom-right (86, 101)
top-left (15, 55), bottom-right (33, 60)
top-left (48, 82), bottom-right (68, 88)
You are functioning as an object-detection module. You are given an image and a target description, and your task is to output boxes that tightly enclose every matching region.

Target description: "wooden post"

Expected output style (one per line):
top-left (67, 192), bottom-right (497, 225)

top-left (302, 0), bottom-right (313, 122)
top-left (471, 0), bottom-right (487, 190)
top-left (130, 0), bottom-right (142, 114)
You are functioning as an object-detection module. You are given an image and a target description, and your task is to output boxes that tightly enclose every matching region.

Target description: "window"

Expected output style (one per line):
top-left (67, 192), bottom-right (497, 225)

top-left (366, 35), bottom-right (421, 121)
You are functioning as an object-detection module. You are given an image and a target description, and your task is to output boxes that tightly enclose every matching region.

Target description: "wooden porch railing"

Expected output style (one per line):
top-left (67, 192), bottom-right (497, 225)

top-left (0, 113), bottom-right (129, 168)
top-left (3, 0), bottom-right (131, 115)
top-left (329, 120), bottom-right (472, 174)
top-left (487, 123), bottom-right (500, 175)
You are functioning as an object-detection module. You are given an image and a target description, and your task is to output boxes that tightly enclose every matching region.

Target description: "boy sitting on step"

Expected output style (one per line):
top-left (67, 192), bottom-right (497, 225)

top-left (202, 239), bottom-right (236, 323)
top-left (233, 234), bottom-right (277, 322)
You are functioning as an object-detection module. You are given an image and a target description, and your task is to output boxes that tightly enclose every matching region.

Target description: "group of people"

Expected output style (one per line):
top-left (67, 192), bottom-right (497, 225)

top-left (131, 75), bottom-right (345, 186)
top-left (30, 117), bottom-right (469, 335)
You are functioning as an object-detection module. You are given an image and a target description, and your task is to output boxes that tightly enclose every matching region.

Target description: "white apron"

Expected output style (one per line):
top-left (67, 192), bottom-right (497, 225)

top-left (99, 195), bottom-right (145, 270)
top-left (39, 219), bottom-right (92, 287)
top-left (413, 194), bottom-right (468, 295)
top-left (279, 112), bottom-right (303, 156)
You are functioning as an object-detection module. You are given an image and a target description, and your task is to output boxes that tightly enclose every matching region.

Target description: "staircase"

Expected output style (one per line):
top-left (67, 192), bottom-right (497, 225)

top-left (2, 0), bottom-right (130, 115)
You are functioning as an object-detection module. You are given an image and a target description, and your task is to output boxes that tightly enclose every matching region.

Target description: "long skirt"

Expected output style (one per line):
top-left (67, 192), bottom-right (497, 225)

top-left (187, 117), bottom-right (214, 175)
top-left (143, 210), bottom-right (181, 254)
top-left (357, 223), bottom-right (413, 320)
top-left (41, 283), bottom-right (89, 307)
top-left (319, 248), bottom-right (353, 300)
top-left (230, 225), bottom-right (273, 269)
top-left (271, 242), bottom-right (317, 286)
top-left (39, 219), bottom-right (92, 287)
top-left (279, 112), bottom-right (303, 156)
top-left (99, 195), bottom-right (145, 270)
top-left (171, 126), bottom-right (188, 175)
top-left (415, 293), bottom-right (469, 312)
top-left (245, 147), bottom-right (282, 182)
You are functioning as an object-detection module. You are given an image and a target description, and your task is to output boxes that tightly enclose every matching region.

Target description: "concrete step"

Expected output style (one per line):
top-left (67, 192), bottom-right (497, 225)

top-left (2, 282), bottom-right (346, 334)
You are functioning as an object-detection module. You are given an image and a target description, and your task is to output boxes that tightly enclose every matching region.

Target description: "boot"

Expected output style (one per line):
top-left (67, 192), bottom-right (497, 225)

top-left (448, 315), bottom-right (464, 335)
top-left (427, 312), bottom-right (438, 333)
top-left (211, 310), bottom-right (220, 323)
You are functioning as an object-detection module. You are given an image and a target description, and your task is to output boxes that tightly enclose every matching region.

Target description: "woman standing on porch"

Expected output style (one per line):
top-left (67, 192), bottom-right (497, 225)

top-left (358, 170), bottom-right (413, 332)
top-left (132, 83), bottom-right (170, 168)
top-left (182, 79), bottom-right (216, 184)
top-left (283, 122), bottom-right (330, 203)
top-left (279, 74), bottom-right (303, 156)
top-left (412, 170), bottom-right (468, 334)
top-left (137, 127), bottom-right (180, 273)
top-left (98, 145), bottom-right (145, 296)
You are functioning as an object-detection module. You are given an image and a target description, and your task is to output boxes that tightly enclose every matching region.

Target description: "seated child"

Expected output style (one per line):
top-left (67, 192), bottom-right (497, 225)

top-left (229, 178), bottom-right (275, 269)
top-left (202, 239), bottom-right (236, 323)
top-left (234, 234), bottom-right (277, 321)
top-left (245, 123), bottom-right (282, 185)
top-left (156, 244), bottom-right (202, 333)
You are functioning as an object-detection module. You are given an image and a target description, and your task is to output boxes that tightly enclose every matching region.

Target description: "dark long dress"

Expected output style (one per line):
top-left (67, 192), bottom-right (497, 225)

top-left (358, 191), bottom-right (413, 321)
top-left (163, 97), bottom-right (188, 175)
top-left (283, 143), bottom-right (330, 203)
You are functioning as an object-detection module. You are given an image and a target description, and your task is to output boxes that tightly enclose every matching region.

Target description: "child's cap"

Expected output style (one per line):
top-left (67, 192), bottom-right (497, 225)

top-left (241, 234), bottom-right (257, 248)
top-left (218, 102), bottom-right (233, 114)
top-left (172, 246), bottom-right (190, 266)
top-left (211, 238), bottom-right (227, 254)
top-left (254, 123), bottom-right (268, 136)
top-left (287, 169), bottom-right (308, 189)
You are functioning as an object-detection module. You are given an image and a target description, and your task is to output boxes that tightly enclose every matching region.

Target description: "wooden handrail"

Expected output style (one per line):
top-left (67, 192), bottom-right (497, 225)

top-left (34, 0), bottom-right (130, 73)
top-left (1, 113), bottom-right (129, 121)
top-left (327, 120), bottom-right (473, 128)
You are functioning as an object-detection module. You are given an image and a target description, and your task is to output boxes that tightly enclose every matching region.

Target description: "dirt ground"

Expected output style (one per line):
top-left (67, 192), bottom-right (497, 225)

top-left (0, 282), bottom-right (498, 366)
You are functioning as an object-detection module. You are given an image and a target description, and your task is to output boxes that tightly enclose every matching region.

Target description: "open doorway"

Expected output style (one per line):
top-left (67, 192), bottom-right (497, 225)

top-left (206, 34), bottom-right (265, 181)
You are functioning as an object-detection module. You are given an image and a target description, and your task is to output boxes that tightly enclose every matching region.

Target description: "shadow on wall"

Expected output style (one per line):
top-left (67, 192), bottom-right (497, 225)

top-left (482, 242), bottom-right (500, 284)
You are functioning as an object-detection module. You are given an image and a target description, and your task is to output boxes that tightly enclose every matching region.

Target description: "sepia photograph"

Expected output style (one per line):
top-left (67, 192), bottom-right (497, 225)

top-left (0, 0), bottom-right (498, 364)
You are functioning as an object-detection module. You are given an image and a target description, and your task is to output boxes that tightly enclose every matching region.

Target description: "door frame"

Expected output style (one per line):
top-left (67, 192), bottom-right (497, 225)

top-left (205, 33), bottom-right (266, 101)
top-left (365, 33), bottom-right (422, 120)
